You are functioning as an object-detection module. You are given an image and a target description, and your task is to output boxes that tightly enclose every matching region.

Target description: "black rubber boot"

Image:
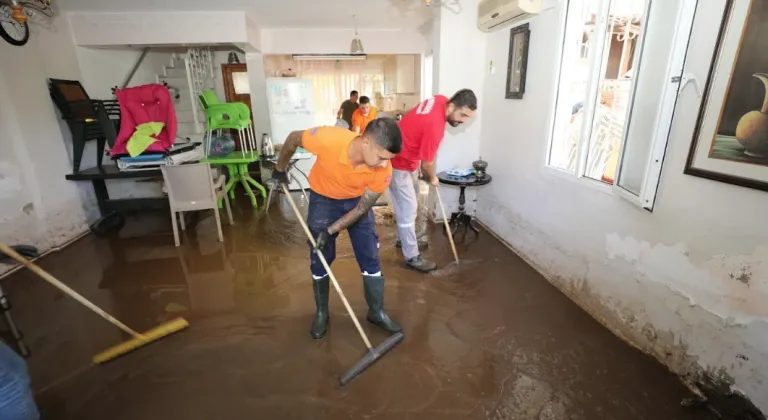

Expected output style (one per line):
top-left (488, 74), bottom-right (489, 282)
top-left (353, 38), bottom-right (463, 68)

top-left (363, 275), bottom-right (402, 334)
top-left (311, 276), bottom-right (330, 339)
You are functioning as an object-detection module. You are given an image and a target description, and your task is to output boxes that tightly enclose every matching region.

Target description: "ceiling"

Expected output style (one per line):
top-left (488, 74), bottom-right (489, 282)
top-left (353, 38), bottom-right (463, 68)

top-left (55, 0), bottom-right (437, 30)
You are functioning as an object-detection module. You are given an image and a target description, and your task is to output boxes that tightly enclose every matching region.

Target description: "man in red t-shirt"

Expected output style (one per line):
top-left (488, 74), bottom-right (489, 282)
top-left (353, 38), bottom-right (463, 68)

top-left (389, 89), bottom-right (477, 272)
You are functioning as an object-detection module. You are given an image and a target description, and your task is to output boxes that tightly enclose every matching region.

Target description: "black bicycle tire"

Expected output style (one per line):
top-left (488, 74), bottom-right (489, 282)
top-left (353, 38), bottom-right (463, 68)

top-left (0, 16), bottom-right (30, 46)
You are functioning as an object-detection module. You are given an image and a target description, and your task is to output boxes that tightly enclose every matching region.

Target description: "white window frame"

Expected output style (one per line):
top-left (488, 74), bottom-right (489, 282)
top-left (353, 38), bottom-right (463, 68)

top-left (546, 0), bottom-right (698, 211)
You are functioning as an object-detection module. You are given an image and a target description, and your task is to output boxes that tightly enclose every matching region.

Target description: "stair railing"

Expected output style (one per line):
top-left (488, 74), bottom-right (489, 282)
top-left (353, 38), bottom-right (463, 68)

top-left (184, 47), bottom-right (214, 133)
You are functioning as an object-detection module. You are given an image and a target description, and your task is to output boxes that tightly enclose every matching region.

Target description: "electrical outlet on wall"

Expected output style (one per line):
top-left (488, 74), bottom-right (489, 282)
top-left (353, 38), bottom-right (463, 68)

top-left (489, 60), bottom-right (496, 75)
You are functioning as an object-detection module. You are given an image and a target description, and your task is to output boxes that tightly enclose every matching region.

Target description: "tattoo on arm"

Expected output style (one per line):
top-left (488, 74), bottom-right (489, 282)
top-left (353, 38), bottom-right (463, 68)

top-left (327, 189), bottom-right (381, 234)
top-left (275, 130), bottom-right (304, 171)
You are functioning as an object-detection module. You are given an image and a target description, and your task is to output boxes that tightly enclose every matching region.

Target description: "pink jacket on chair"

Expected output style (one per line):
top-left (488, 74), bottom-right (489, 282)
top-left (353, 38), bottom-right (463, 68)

top-left (109, 83), bottom-right (177, 157)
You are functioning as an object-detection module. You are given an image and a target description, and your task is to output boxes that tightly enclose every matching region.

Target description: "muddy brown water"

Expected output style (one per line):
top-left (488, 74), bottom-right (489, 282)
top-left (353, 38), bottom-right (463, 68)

top-left (0, 194), bottom-right (716, 419)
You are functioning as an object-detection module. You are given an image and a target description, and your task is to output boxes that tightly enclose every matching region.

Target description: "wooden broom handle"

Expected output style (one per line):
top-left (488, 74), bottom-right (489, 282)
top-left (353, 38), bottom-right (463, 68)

top-left (0, 241), bottom-right (144, 339)
top-left (434, 187), bottom-right (460, 264)
top-left (281, 185), bottom-right (374, 350)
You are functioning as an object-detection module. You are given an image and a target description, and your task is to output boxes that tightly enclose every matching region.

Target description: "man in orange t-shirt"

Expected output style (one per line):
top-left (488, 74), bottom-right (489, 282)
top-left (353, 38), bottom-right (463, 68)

top-left (271, 119), bottom-right (403, 339)
top-left (351, 95), bottom-right (377, 134)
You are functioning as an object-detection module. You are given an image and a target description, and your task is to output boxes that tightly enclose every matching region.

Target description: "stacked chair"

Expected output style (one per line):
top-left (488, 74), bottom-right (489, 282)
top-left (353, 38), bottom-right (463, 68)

top-left (198, 90), bottom-right (255, 157)
top-left (49, 79), bottom-right (121, 172)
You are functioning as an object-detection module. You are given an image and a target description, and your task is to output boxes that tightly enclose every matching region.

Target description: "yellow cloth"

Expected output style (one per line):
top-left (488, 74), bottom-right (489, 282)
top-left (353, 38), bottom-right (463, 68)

top-left (127, 122), bottom-right (165, 157)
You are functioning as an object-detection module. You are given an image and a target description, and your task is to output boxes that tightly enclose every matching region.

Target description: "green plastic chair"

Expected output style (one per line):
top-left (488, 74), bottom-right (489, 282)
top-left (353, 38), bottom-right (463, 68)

top-left (198, 90), bottom-right (255, 157)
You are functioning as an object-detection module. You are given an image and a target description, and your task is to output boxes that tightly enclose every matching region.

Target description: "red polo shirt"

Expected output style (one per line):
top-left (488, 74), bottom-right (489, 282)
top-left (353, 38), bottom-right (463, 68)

top-left (391, 95), bottom-right (448, 172)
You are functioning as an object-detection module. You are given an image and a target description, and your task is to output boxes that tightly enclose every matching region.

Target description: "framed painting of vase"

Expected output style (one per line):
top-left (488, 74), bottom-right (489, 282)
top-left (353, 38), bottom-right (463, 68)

top-left (686, 0), bottom-right (768, 192)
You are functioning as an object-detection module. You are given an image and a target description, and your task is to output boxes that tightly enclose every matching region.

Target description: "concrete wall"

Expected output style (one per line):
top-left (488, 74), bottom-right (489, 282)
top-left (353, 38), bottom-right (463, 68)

top-left (0, 17), bottom-right (96, 275)
top-left (260, 28), bottom-right (427, 55)
top-left (475, 1), bottom-right (768, 413)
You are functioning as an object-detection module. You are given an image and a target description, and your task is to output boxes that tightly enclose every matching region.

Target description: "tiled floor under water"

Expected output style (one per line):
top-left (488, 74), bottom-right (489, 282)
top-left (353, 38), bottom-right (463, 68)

top-left (0, 194), bottom-right (716, 419)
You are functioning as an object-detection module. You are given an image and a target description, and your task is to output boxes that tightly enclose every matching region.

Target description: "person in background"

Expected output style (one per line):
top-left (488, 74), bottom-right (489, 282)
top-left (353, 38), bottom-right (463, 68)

top-left (0, 341), bottom-right (39, 419)
top-left (388, 89), bottom-right (478, 273)
top-left (337, 90), bottom-right (359, 129)
top-left (351, 96), bottom-right (378, 134)
top-left (270, 119), bottom-right (403, 339)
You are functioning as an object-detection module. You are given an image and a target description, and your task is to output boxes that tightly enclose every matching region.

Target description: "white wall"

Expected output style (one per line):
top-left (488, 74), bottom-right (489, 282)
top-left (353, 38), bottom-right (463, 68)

top-left (431, 1), bottom-right (487, 215)
top-left (76, 47), bottom-right (174, 99)
top-left (68, 11), bottom-right (248, 46)
top-left (476, 2), bottom-right (768, 413)
top-left (245, 52), bottom-right (271, 140)
top-left (260, 28), bottom-right (427, 55)
top-left (245, 12), bottom-right (262, 52)
top-left (0, 17), bottom-right (96, 275)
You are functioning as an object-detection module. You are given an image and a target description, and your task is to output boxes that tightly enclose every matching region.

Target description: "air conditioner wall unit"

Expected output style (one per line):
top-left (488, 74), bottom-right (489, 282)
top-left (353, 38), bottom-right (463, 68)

top-left (478, 0), bottom-right (542, 32)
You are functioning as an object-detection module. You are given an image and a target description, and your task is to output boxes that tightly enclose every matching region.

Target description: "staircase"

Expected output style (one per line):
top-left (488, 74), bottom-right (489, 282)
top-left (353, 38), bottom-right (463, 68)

top-left (155, 50), bottom-right (214, 143)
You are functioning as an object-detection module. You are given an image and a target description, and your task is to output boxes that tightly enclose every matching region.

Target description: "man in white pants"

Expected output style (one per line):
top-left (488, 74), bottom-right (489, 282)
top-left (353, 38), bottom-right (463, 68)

top-left (389, 89), bottom-right (477, 273)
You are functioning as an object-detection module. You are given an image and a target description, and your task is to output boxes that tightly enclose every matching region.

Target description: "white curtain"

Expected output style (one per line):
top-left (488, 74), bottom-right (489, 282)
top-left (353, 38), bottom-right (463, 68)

top-left (295, 60), bottom-right (384, 127)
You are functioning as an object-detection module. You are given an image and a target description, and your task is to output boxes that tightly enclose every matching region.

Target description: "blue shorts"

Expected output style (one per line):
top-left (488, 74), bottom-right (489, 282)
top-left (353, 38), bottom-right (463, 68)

top-left (307, 190), bottom-right (381, 278)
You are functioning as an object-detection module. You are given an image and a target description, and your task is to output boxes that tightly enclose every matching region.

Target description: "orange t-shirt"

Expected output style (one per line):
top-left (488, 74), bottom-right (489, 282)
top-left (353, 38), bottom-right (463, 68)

top-left (302, 126), bottom-right (392, 199)
top-left (351, 107), bottom-right (378, 134)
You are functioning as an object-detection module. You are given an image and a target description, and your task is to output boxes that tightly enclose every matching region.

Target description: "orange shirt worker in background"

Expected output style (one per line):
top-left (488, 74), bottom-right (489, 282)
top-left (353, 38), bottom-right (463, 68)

top-left (270, 120), bottom-right (403, 340)
top-left (351, 96), bottom-right (377, 134)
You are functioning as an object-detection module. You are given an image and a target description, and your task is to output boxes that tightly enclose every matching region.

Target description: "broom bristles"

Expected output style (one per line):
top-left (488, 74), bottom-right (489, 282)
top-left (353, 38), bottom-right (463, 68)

top-left (92, 317), bottom-right (189, 364)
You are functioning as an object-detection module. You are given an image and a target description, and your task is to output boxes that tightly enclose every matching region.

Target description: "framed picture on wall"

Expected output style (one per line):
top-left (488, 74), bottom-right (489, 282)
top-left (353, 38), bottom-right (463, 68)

top-left (686, 0), bottom-right (768, 192)
top-left (506, 23), bottom-right (531, 100)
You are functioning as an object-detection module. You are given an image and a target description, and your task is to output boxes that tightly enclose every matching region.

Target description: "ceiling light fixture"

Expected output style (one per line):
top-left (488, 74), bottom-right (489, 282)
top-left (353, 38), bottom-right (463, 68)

top-left (349, 14), bottom-right (364, 54)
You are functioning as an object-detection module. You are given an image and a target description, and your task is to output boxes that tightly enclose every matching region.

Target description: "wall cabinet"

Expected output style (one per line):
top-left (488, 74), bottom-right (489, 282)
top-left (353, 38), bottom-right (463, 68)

top-left (382, 55), bottom-right (418, 95)
top-left (395, 55), bottom-right (417, 94)
top-left (383, 56), bottom-right (397, 95)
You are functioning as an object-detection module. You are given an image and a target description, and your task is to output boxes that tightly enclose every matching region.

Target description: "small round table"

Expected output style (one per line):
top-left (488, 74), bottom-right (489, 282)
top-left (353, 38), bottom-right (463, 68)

top-left (436, 171), bottom-right (492, 239)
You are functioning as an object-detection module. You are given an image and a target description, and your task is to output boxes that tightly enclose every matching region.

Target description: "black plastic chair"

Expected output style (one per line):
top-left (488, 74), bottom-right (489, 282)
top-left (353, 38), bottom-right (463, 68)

top-left (48, 79), bottom-right (120, 172)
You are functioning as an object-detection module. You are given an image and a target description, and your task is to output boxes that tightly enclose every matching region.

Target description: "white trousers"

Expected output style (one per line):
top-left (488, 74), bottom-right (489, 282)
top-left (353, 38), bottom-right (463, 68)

top-left (388, 169), bottom-right (422, 260)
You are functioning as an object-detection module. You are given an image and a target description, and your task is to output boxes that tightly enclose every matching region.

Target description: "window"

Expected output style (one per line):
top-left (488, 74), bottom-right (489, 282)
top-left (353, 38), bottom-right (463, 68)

top-left (294, 60), bottom-right (384, 127)
top-left (548, 0), bottom-right (696, 210)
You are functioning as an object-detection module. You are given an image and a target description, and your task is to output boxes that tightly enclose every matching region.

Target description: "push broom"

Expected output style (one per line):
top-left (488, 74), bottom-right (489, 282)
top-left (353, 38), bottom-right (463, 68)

top-left (280, 185), bottom-right (404, 386)
top-left (0, 241), bottom-right (189, 364)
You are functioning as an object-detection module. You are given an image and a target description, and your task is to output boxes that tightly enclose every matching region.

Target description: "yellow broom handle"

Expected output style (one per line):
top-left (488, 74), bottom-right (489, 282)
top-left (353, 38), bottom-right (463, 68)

top-left (434, 187), bottom-right (460, 264)
top-left (281, 185), bottom-right (374, 351)
top-left (0, 241), bottom-right (144, 339)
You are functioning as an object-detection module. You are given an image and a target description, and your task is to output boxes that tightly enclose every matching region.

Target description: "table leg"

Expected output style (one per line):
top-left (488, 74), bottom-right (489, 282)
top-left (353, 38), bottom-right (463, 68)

top-left (237, 165), bottom-right (259, 208)
top-left (216, 164), bottom-right (239, 208)
top-left (288, 166), bottom-right (310, 204)
top-left (266, 186), bottom-right (275, 211)
top-left (92, 179), bottom-right (109, 216)
top-left (468, 217), bottom-right (481, 235)
top-left (457, 186), bottom-right (467, 213)
top-left (242, 164), bottom-right (267, 199)
top-left (226, 164), bottom-right (238, 201)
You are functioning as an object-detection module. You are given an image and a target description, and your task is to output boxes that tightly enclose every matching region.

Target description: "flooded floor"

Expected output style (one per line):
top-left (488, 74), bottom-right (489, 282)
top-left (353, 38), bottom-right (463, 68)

top-left (0, 193), bottom-right (714, 419)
